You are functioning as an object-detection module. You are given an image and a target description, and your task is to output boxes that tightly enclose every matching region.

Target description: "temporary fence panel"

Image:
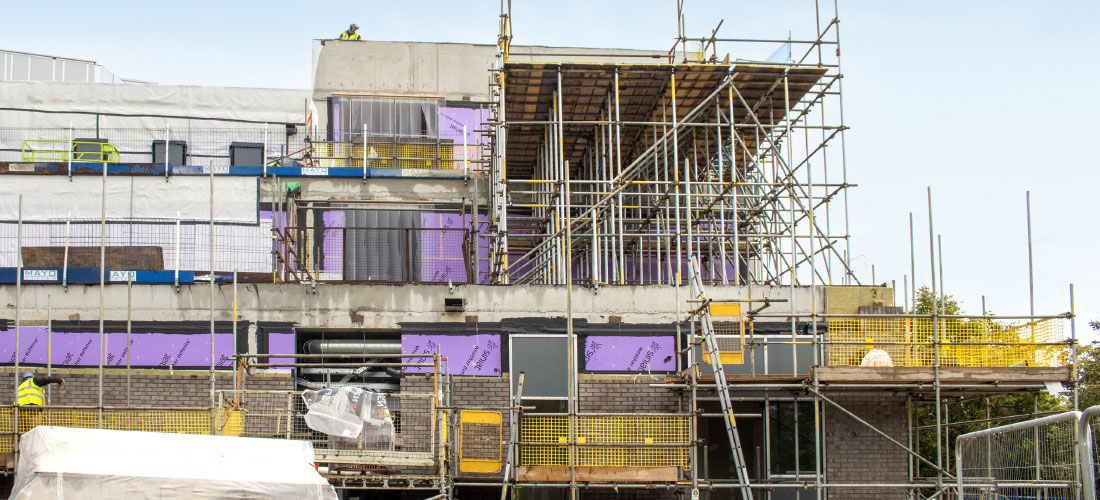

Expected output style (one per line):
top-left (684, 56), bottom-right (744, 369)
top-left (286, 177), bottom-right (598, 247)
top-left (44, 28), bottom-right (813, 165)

top-left (217, 390), bottom-right (438, 468)
top-left (957, 411), bottom-right (1083, 500)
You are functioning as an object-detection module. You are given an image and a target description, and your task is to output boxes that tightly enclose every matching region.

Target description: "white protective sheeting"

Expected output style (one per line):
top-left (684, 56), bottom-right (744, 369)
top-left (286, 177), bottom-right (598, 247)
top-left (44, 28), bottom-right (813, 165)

top-left (0, 81), bottom-right (308, 127)
top-left (9, 426), bottom-right (337, 500)
top-left (0, 176), bottom-right (258, 222)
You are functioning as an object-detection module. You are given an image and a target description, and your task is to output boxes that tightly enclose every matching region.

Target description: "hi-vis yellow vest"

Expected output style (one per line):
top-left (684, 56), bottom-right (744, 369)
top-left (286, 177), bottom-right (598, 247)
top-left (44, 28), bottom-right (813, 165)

top-left (16, 378), bottom-right (44, 406)
top-left (340, 31), bottom-right (360, 40)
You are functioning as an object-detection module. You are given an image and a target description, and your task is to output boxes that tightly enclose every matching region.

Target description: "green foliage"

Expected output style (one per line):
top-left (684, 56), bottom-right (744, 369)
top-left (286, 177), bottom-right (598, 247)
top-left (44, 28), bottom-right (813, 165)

top-left (912, 286), bottom-right (962, 316)
top-left (908, 287), bottom-right (1093, 479)
top-left (1077, 341), bottom-right (1100, 410)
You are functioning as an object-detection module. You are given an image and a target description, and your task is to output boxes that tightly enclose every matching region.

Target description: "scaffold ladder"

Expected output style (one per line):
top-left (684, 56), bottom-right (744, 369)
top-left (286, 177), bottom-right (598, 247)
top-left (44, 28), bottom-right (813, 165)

top-left (688, 256), bottom-right (753, 500)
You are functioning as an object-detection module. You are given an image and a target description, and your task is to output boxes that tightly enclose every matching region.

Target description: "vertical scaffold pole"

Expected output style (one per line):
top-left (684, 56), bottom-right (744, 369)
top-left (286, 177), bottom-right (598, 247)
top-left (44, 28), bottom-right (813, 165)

top-left (63, 210), bottom-right (70, 291)
top-left (126, 273), bottom-right (132, 406)
top-left (174, 211), bottom-right (181, 290)
top-left (209, 158), bottom-right (217, 434)
top-left (46, 296), bottom-right (52, 404)
top-left (926, 186), bottom-right (942, 492)
top-left (98, 150), bottom-right (107, 429)
top-left (14, 195), bottom-right (23, 454)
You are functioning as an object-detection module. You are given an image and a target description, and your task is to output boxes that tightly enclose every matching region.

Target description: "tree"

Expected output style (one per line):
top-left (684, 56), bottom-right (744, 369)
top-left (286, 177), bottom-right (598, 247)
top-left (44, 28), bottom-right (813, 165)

top-left (910, 286), bottom-right (1066, 479)
top-left (912, 286), bottom-right (962, 316)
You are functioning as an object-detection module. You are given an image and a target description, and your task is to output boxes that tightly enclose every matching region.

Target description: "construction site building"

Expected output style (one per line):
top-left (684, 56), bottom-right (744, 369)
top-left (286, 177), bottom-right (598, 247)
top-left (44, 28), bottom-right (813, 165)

top-left (0, 3), bottom-right (1078, 500)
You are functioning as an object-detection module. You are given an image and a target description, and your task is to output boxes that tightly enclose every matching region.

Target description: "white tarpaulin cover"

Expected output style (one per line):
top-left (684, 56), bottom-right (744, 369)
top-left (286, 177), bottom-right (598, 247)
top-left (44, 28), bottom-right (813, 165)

top-left (0, 176), bottom-right (258, 222)
top-left (8, 426), bottom-right (338, 500)
top-left (0, 81), bottom-right (308, 129)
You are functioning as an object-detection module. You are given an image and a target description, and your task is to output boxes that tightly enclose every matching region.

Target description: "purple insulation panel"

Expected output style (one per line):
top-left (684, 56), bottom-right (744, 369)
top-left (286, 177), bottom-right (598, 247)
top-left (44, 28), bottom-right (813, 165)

top-left (402, 334), bottom-right (502, 376)
top-left (267, 332), bottom-right (295, 372)
top-left (440, 107), bottom-right (489, 143)
top-left (582, 335), bottom-right (676, 372)
top-left (321, 211), bottom-right (346, 273)
top-left (0, 327), bottom-right (237, 368)
top-left (421, 212), bottom-right (468, 283)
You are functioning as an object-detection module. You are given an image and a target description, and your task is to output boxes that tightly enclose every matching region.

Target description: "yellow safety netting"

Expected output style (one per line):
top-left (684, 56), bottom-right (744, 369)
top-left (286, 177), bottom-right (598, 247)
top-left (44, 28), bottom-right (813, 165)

top-left (313, 140), bottom-right (456, 169)
top-left (518, 415), bottom-right (690, 468)
top-left (0, 407), bottom-right (243, 452)
top-left (825, 317), bottom-right (1067, 368)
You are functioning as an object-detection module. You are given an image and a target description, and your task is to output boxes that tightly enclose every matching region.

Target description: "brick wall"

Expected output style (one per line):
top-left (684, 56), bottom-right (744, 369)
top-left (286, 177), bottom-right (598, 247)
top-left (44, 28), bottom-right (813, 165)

top-left (0, 367), bottom-right (291, 407)
top-left (578, 376), bottom-right (683, 413)
top-left (402, 374), bottom-right (512, 480)
top-left (824, 392), bottom-right (908, 500)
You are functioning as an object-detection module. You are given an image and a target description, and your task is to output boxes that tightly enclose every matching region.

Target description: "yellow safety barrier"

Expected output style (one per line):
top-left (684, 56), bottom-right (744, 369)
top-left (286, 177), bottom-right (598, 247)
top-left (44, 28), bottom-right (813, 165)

top-left (704, 303), bottom-right (745, 365)
top-left (459, 410), bottom-right (503, 473)
top-left (21, 140), bottom-right (121, 163)
top-left (312, 139), bottom-right (456, 169)
top-left (0, 407), bottom-right (243, 452)
top-left (518, 415), bottom-right (690, 468)
top-left (825, 317), bottom-right (1068, 368)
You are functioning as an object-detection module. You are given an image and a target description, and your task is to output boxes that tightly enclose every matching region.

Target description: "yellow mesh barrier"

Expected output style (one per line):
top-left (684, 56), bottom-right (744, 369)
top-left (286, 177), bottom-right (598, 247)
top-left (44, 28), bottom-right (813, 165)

top-left (312, 139), bottom-right (456, 169)
top-left (825, 317), bottom-right (1068, 368)
top-left (518, 415), bottom-right (690, 468)
top-left (0, 407), bottom-right (243, 452)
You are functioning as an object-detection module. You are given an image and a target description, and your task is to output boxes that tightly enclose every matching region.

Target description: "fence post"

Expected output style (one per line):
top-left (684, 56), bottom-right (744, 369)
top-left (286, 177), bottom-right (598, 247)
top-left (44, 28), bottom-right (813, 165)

top-left (1078, 406), bottom-right (1099, 500)
top-left (463, 124), bottom-right (469, 181)
top-left (362, 124), bottom-right (368, 180)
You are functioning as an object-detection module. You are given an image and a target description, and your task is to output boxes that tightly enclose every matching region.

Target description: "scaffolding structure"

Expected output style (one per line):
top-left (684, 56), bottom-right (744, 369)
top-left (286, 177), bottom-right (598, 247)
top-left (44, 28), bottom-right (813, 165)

top-left (0, 2), bottom-right (1085, 500)
top-left (486, 2), bottom-right (853, 288)
top-left (474, 2), bottom-right (1082, 500)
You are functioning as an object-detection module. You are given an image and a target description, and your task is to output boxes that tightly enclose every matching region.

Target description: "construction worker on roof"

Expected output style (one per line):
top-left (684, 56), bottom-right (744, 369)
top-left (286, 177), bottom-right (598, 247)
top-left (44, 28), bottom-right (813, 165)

top-left (16, 372), bottom-right (64, 406)
top-left (340, 24), bottom-right (361, 41)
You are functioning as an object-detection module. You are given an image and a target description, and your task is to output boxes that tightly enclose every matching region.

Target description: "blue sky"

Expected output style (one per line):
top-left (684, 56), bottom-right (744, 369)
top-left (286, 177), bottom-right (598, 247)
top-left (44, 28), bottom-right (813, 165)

top-left (3, 1), bottom-right (1098, 337)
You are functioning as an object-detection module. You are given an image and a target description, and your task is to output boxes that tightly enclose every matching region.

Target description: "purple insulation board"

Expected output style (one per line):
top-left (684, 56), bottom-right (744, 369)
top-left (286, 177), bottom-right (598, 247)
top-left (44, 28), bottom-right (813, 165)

top-left (402, 334), bottom-right (502, 376)
top-left (421, 212), bottom-right (469, 283)
top-left (0, 327), bottom-right (238, 368)
top-left (582, 335), bottom-right (676, 372)
top-left (267, 332), bottom-right (295, 371)
top-left (439, 107), bottom-right (489, 143)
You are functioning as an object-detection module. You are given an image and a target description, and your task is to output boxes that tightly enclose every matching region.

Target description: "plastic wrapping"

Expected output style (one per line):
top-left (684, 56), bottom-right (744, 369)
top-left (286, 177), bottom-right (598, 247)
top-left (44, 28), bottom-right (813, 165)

top-left (302, 387), bottom-right (395, 450)
top-left (9, 426), bottom-right (337, 500)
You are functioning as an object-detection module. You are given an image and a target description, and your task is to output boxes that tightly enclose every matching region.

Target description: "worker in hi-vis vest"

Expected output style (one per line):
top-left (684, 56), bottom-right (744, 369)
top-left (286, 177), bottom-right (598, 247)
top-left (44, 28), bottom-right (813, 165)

top-left (16, 373), bottom-right (64, 433)
top-left (16, 372), bottom-right (64, 406)
top-left (340, 24), bottom-right (361, 40)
